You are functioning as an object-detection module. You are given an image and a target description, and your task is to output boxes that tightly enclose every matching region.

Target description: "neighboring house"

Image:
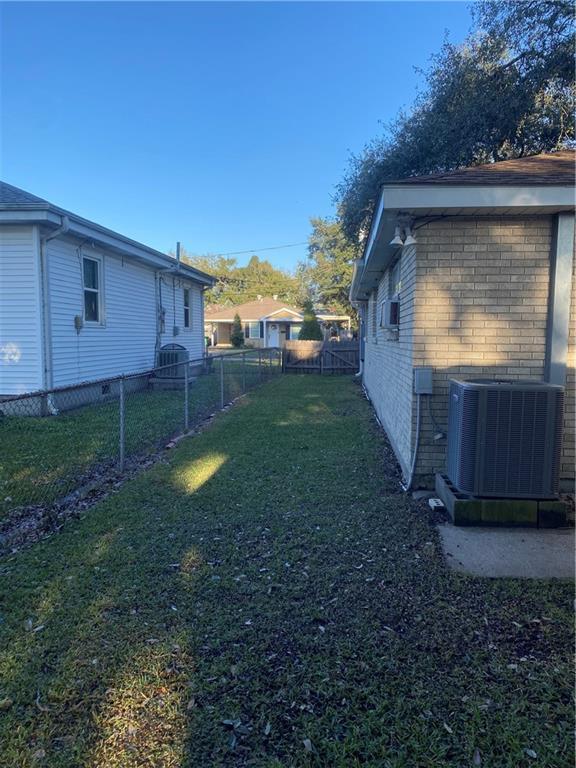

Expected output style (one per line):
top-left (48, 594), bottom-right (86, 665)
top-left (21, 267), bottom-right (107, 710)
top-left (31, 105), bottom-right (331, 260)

top-left (205, 297), bottom-right (351, 347)
top-left (0, 182), bottom-right (214, 396)
top-left (350, 150), bottom-right (575, 492)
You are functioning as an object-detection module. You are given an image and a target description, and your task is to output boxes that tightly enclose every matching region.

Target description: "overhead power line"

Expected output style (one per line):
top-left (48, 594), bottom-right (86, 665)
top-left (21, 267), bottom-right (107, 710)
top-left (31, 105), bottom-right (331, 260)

top-left (213, 241), bottom-right (308, 257)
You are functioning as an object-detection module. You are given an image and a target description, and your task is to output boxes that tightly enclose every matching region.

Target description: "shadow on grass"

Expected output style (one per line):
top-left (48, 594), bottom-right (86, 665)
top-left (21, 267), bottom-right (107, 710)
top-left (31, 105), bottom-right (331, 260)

top-left (0, 377), bottom-right (573, 768)
top-left (0, 366), bottom-right (265, 517)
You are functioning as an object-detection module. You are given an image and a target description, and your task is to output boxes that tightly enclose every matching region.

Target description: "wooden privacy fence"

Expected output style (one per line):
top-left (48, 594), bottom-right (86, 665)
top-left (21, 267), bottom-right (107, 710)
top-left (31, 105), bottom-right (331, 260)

top-left (283, 341), bottom-right (359, 374)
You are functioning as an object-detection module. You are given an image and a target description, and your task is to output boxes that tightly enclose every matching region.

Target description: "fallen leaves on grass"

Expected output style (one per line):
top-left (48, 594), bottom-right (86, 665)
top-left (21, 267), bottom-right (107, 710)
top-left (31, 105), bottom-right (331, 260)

top-left (0, 377), bottom-right (572, 768)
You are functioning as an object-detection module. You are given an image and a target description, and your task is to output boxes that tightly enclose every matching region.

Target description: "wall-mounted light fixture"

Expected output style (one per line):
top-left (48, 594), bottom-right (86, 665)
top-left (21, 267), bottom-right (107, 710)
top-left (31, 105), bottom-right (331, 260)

top-left (389, 225), bottom-right (404, 246)
top-left (403, 224), bottom-right (417, 247)
top-left (389, 217), bottom-right (417, 248)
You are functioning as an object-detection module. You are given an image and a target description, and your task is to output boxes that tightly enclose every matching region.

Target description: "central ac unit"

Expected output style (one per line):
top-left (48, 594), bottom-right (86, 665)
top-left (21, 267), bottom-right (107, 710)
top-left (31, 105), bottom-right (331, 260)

top-left (446, 379), bottom-right (564, 499)
top-left (156, 343), bottom-right (189, 379)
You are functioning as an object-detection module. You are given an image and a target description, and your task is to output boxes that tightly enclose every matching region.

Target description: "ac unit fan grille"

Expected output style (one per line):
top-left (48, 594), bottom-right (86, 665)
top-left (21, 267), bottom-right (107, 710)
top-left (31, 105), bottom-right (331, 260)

top-left (446, 379), bottom-right (564, 499)
top-left (483, 390), bottom-right (548, 496)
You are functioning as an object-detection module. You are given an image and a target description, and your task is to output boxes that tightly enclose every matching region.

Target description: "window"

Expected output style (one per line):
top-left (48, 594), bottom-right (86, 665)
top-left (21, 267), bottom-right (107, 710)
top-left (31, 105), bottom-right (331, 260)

top-left (245, 321), bottom-right (261, 339)
top-left (381, 298), bottom-right (400, 329)
top-left (83, 257), bottom-right (101, 323)
top-left (389, 257), bottom-right (402, 296)
top-left (371, 291), bottom-right (378, 336)
top-left (290, 324), bottom-right (302, 340)
top-left (183, 288), bottom-right (190, 328)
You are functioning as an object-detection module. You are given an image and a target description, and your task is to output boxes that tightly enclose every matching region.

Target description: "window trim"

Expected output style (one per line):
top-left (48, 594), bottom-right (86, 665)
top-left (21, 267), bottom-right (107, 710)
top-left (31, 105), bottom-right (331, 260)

top-left (289, 323), bottom-right (302, 340)
top-left (183, 287), bottom-right (191, 328)
top-left (371, 291), bottom-right (378, 337)
top-left (245, 321), bottom-right (261, 339)
top-left (389, 256), bottom-right (402, 296)
top-left (82, 254), bottom-right (104, 325)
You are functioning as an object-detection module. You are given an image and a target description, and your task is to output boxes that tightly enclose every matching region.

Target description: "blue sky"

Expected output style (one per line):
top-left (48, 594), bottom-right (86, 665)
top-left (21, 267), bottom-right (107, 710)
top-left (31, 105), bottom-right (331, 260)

top-left (1, 1), bottom-right (473, 270)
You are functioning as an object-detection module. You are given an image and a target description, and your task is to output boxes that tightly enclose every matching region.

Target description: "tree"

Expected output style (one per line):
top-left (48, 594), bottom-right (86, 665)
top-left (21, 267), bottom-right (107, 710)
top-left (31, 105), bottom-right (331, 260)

top-left (234, 255), bottom-right (300, 304)
top-left (298, 300), bottom-right (323, 341)
top-left (177, 249), bottom-right (301, 307)
top-left (473, 1), bottom-right (574, 83)
top-left (230, 313), bottom-right (244, 347)
top-left (303, 217), bottom-right (358, 321)
top-left (336, 0), bottom-right (575, 242)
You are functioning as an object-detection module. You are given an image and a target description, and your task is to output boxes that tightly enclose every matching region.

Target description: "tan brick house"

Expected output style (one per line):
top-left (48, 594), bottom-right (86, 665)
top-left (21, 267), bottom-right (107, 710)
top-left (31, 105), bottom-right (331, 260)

top-left (350, 150), bottom-right (575, 492)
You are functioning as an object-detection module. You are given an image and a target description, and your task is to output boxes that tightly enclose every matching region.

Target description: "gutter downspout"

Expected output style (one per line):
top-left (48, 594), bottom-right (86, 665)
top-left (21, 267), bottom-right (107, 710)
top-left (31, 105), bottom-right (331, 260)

top-left (39, 216), bottom-right (69, 395)
top-left (354, 302), bottom-right (366, 377)
top-left (154, 271), bottom-right (163, 366)
top-left (544, 212), bottom-right (575, 386)
top-left (200, 286), bottom-right (207, 358)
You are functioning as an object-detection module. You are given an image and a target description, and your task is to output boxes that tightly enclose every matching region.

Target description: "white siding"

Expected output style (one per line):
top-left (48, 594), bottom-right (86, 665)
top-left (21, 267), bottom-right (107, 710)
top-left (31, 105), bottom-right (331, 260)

top-left (46, 237), bottom-right (205, 387)
top-left (0, 225), bottom-right (43, 394)
top-left (160, 275), bottom-right (205, 360)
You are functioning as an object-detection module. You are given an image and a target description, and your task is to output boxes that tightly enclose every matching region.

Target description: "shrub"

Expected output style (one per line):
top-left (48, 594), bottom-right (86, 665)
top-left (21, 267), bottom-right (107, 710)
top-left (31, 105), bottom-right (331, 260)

top-left (230, 313), bottom-right (244, 347)
top-left (298, 301), bottom-right (323, 341)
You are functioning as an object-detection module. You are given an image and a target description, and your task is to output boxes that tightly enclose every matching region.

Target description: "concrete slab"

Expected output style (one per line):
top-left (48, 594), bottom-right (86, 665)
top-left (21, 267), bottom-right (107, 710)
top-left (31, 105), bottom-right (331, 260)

top-left (438, 523), bottom-right (575, 579)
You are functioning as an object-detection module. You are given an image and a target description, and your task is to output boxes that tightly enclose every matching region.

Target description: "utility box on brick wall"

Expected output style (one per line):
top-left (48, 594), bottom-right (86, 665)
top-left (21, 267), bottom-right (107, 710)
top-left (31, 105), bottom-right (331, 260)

top-left (414, 367), bottom-right (433, 395)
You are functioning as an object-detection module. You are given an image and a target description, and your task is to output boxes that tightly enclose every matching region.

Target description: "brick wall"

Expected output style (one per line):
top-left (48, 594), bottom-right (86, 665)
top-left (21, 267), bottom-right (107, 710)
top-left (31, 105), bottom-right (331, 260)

top-left (562, 252), bottom-right (575, 483)
top-left (363, 245), bottom-right (416, 476)
top-left (412, 216), bottom-right (574, 488)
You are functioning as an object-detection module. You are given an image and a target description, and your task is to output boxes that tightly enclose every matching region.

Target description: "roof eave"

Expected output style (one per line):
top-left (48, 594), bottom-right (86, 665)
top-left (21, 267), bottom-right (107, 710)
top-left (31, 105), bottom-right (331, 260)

top-left (0, 205), bottom-right (215, 286)
top-left (350, 184), bottom-right (575, 301)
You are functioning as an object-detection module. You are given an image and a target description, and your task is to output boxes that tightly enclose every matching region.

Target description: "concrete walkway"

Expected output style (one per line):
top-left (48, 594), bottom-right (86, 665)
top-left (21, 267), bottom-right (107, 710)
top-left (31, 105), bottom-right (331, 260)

top-left (439, 523), bottom-right (575, 578)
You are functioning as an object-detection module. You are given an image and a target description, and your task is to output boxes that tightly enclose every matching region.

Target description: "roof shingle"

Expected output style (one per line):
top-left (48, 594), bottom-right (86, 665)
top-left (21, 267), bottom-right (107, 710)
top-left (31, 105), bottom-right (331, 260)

top-left (392, 150), bottom-right (575, 187)
top-left (205, 298), bottom-right (302, 321)
top-left (0, 182), bottom-right (50, 205)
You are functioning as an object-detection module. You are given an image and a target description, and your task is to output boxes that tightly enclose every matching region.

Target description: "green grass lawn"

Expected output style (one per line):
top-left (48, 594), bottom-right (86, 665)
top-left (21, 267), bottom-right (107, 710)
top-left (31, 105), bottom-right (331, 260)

top-left (0, 376), bottom-right (572, 767)
top-left (0, 360), bottom-right (275, 516)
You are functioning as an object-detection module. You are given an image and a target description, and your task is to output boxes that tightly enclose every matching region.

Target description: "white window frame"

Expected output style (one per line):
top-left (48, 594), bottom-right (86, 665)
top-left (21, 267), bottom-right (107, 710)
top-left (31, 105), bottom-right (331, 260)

top-left (290, 323), bottom-right (302, 340)
top-left (371, 291), bottom-right (378, 337)
top-left (82, 254), bottom-right (104, 325)
top-left (183, 287), bottom-right (191, 328)
top-left (246, 321), bottom-right (261, 339)
top-left (389, 257), bottom-right (402, 296)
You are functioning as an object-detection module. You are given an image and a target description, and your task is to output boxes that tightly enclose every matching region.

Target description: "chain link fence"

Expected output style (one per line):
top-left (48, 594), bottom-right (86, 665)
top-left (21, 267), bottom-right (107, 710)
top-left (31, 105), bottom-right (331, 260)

top-left (0, 348), bottom-right (282, 517)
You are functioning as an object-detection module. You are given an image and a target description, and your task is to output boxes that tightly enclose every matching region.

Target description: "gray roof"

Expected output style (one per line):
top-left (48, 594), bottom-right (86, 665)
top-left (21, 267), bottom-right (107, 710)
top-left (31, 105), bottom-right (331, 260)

top-left (0, 181), bottom-right (214, 285)
top-left (0, 182), bottom-right (50, 206)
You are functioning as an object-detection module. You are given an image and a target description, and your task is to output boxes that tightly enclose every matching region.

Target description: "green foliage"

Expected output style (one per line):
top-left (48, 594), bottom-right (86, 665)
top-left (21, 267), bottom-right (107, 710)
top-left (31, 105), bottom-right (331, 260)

top-left (0, 376), bottom-right (233, 515)
top-left (298, 299), bottom-right (324, 340)
top-left (230, 312), bottom-right (244, 347)
top-left (473, 0), bottom-right (574, 82)
top-left (0, 377), bottom-right (572, 766)
top-left (337, 0), bottom-right (575, 241)
top-left (179, 250), bottom-right (302, 307)
top-left (302, 217), bottom-right (358, 323)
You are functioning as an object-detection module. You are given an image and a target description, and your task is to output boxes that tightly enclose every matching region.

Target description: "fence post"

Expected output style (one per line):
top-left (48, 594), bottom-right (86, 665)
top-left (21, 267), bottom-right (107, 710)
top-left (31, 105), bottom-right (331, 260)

top-left (119, 376), bottom-right (125, 472)
top-left (258, 350), bottom-right (262, 381)
top-left (219, 355), bottom-right (225, 409)
top-left (184, 363), bottom-right (189, 431)
top-left (268, 348), bottom-right (272, 376)
top-left (242, 352), bottom-right (246, 393)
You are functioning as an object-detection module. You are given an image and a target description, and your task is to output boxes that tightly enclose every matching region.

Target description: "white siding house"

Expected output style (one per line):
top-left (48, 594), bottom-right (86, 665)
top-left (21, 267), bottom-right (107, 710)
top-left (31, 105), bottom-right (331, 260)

top-left (0, 225), bottom-right (44, 393)
top-left (0, 183), bottom-right (213, 396)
